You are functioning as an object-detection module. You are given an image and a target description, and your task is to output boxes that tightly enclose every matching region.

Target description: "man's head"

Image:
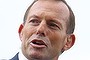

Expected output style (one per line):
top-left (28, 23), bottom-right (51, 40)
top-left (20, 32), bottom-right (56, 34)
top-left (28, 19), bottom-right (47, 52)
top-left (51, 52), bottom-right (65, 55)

top-left (18, 0), bottom-right (75, 60)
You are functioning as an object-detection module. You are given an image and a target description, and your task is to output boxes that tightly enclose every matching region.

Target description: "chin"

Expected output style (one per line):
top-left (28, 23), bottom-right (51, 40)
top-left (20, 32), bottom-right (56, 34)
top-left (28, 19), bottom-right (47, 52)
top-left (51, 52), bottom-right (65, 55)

top-left (27, 50), bottom-right (51, 60)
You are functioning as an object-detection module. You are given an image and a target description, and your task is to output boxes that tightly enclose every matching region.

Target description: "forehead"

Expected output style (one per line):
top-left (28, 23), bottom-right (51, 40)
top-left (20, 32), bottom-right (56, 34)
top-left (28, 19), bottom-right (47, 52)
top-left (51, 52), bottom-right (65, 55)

top-left (28, 0), bottom-right (69, 21)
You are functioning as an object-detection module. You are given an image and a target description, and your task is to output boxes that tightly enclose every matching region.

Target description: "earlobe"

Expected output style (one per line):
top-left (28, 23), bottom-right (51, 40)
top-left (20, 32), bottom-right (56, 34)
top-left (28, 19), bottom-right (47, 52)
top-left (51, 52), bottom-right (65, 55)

top-left (63, 34), bottom-right (75, 51)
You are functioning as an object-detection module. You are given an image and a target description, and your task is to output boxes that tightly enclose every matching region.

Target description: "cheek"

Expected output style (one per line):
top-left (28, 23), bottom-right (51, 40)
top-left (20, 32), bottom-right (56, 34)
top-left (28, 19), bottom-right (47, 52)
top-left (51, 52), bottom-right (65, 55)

top-left (21, 26), bottom-right (36, 46)
top-left (22, 26), bottom-right (36, 39)
top-left (49, 31), bottom-right (66, 50)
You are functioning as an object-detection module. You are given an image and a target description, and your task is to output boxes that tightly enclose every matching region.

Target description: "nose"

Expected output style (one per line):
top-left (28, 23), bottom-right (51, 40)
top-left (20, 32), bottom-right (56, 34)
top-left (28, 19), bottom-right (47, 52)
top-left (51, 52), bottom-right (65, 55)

top-left (36, 20), bottom-right (47, 37)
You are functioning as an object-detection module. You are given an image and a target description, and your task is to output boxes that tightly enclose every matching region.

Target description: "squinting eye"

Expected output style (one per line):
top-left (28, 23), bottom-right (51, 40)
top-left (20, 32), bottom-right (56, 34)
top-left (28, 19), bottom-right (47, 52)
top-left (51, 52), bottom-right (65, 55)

top-left (49, 23), bottom-right (60, 30)
top-left (29, 19), bottom-right (40, 26)
top-left (30, 19), bottom-right (38, 23)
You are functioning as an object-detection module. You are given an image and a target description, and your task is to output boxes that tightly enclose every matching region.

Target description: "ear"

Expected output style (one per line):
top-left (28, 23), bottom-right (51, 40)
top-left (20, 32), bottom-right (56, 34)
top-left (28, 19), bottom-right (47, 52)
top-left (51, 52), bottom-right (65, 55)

top-left (63, 34), bottom-right (75, 51)
top-left (18, 24), bottom-right (24, 41)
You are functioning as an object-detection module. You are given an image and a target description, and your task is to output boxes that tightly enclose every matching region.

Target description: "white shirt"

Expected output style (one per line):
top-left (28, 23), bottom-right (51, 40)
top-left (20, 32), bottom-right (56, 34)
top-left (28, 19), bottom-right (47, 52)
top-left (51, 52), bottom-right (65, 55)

top-left (19, 50), bottom-right (28, 60)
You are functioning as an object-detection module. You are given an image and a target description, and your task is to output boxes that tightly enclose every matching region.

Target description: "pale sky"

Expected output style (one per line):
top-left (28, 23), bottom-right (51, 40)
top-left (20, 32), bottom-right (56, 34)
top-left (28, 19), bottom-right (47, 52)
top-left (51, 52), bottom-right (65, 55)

top-left (0, 0), bottom-right (90, 60)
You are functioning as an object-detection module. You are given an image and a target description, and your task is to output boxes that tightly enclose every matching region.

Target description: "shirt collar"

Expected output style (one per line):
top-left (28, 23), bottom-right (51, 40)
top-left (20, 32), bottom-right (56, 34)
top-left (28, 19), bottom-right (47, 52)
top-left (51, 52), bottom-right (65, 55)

top-left (19, 49), bottom-right (28, 60)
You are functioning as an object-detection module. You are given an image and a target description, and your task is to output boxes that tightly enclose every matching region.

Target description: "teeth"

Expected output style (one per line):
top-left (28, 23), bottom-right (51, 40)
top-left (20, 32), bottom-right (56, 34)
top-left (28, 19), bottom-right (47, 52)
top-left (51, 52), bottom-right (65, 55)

top-left (36, 41), bottom-right (40, 43)
top-left (35, 41), bottom-right (43, 45)
top-left (32, 40), bottom-right (45, 45)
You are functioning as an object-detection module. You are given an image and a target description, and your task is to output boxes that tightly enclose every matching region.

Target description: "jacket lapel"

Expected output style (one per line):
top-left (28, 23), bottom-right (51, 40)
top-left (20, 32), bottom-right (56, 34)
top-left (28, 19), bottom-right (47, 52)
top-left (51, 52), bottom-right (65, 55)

top-left (10, 53), bottom-right (19, 60)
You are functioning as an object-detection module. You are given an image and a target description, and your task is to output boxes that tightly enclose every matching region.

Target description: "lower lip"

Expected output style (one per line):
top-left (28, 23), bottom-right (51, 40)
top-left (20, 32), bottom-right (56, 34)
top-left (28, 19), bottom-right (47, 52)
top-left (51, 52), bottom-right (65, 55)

top-left (30, 43), bottom-right (46, 48)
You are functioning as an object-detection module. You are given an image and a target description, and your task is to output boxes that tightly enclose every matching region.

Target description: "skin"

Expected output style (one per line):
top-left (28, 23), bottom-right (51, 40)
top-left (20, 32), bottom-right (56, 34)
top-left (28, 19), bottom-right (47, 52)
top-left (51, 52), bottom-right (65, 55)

top-left (19, 0), bottom-right (75, 60)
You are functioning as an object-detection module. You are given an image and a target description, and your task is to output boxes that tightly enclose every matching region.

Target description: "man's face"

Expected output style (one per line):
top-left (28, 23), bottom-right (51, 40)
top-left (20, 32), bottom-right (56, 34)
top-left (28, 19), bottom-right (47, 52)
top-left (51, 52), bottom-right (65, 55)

top-left (20, 1), bottom-right (70, 60)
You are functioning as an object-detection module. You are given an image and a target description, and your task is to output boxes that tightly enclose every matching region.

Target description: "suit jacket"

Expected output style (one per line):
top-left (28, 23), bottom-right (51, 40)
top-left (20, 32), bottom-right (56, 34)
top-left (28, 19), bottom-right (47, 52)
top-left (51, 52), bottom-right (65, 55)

top-left (10, 53), bottom-right (19, 60)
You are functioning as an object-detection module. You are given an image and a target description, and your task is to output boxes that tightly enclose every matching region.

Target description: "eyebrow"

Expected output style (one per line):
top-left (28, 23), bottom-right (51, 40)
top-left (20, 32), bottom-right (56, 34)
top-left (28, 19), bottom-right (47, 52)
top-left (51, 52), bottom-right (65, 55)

top-left (28, 15), bottom-right (40, 20)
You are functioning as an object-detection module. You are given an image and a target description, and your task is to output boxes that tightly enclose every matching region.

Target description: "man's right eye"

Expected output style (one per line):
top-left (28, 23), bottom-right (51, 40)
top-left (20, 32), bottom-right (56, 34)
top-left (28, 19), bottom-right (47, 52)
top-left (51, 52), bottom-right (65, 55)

top-left (29, 19), bottom-right (40, 26)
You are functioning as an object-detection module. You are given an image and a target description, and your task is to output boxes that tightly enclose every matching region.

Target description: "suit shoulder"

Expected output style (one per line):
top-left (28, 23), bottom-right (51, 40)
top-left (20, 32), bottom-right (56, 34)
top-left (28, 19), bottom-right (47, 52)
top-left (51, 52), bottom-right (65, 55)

top-left (10, 53), bottom-right (19, 60)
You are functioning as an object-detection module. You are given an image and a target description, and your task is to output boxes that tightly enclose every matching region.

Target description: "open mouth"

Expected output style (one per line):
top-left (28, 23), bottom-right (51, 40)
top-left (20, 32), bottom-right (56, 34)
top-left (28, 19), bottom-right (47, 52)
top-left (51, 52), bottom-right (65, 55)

top-left (30, 39), bottom-right (47, 48)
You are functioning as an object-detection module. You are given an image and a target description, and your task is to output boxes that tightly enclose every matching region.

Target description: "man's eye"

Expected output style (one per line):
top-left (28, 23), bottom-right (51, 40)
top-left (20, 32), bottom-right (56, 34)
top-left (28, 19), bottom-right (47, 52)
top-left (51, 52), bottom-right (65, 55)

top-left (29, 19), bottom-right (40, 26)
top-left (49, 23), bottom-right (60, 30)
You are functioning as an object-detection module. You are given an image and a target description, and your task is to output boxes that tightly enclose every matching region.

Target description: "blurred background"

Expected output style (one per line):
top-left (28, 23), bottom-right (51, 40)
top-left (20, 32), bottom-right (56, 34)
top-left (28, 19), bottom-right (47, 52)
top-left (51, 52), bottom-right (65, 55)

top-left (0, 0), bottom-right (90, 60)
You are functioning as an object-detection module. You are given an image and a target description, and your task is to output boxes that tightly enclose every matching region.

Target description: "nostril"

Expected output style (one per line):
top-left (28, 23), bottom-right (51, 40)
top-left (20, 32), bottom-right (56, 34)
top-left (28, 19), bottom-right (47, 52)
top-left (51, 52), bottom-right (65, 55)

top-left (36, 26), bottom-right (46, 37)
top-left (41, 33), bottom-right (45, 36)
top-left (37, 32), bottom-right (45, 37)
top-left (36, 29), bottom-right (45, 37)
